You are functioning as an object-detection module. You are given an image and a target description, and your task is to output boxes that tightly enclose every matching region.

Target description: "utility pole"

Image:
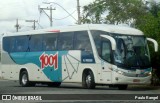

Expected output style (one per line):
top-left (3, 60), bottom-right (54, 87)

top-left (77, 0), bottom-right (81, 24)
top-left (50, 6), bottom-right (53, 27)
top-left (15, 19), bottom-right (20, 32)
top-left (25, 20), bottom-right (38, 30)
top-left (39, 5), bottom-right (56, 27)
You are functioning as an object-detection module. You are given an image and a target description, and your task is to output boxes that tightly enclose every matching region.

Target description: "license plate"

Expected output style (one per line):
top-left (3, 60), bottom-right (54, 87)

top-left (133, 79), bottom-right (140, 82)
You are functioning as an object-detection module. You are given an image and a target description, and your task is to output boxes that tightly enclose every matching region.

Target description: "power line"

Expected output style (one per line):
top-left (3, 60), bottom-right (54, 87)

top-left (36, 22), bottom-right (43, 29)
top-left (38, 11), bottom-right (42, 24)
top-left (38, 5), bottom-right (56, 27)
top-left (52, 10), bottom-right (76, 20)
top-left (43, 2), bottom-right (77, 22)
top-left (37, 13), bottom-right (44, 29)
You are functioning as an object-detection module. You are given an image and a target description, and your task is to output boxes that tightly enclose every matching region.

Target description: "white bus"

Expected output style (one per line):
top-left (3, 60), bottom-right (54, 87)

top-left (1, 24), bottom-right (158, 90)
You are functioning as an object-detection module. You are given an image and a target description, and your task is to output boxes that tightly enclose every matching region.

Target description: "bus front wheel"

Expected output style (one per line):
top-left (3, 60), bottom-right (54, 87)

top-left (82, 70), bottom-right (95, 89)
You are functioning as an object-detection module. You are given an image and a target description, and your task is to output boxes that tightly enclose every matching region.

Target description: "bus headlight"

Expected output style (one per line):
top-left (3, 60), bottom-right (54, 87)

top-left (117, 71), bottom-right (124, 75)
top-left (145, 72), bottom-right (152, 76)
top-left (148, 72), bottom-right (152, 75)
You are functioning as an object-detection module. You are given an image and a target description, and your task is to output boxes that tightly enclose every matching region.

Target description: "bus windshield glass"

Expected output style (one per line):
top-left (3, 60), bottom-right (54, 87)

top-left (113, 35), bottom-right (151, 69)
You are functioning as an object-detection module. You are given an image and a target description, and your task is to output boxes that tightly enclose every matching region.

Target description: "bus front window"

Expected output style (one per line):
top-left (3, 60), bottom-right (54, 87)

top-left (114, 35), bottom-right (151, 69)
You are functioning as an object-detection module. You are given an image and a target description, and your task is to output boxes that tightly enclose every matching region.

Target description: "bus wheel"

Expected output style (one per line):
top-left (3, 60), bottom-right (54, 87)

top-left (20, 71), bottom-right (31, 87)
top-left (82, 71), bottom-right (95, 89)
top-left (118, 84), bottom-right (128, 90)
top-left (48, 82), bottom-right (61, 87)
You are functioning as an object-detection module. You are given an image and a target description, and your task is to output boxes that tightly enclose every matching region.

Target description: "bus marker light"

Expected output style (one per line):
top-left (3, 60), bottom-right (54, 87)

top-left (47, 30), bottom-right (60, 32)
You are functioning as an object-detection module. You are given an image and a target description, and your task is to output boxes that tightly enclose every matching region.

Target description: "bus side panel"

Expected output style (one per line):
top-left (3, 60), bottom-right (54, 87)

top-left (8, 51), bottom-right (68, 82)
top-left (1, 51), bottom-right (50, 81)
top-left (1, 52), bottom-right (19, 80)
top-left (61, 51), bottom-right (81, 82)
top-left (2, 50), bottom-right (100, 84)
top-left (22, 63), bottom-right (51, 82)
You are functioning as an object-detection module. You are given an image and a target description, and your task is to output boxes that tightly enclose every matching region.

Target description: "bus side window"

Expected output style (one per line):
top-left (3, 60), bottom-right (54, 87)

top-left (13, 36), bottom-right (29, 52)
top-left (74, 31), bottom-right (92, 52)
top-left (10, 38), bottom-right (16, 52)
top-left (58, 32), bottom-right (74, 50)
top-left (43, 34), bottom-right (57, 51)
top-left (29, 35), bottom-right (42, 52)
top-left (3, 37), bottom-right (11, 52)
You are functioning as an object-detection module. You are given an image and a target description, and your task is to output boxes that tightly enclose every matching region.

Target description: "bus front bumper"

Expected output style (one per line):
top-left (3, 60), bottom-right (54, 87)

top-left (112, 72), bottom-right (151, 85)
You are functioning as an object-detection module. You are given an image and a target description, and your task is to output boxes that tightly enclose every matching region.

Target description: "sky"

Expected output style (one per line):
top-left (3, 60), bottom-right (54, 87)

top-left (0, 0), bottom-right (159, 35)
top-left (0, 0), bottom-right (94, 34)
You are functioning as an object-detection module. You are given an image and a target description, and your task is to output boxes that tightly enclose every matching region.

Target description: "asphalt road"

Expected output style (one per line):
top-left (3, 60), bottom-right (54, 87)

top-left (0, 80), bottom-right (160, 103)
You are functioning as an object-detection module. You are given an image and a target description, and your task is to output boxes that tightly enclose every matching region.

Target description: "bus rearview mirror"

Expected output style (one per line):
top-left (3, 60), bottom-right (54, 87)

top-left (147, 38), bottom-right (158, 52)
top-left (100, 35), bottom-right (116, 50)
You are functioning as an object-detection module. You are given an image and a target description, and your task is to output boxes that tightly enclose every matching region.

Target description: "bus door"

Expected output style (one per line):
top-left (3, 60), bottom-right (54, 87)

top-left (100, 39), bottom-right (112, 83)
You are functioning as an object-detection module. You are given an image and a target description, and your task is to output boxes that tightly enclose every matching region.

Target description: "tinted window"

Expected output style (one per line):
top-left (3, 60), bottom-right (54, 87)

top-left (43, 34), bottom-right (57, 51)
top-left (29, 35), bottom-right (42, 51)
top-left (3, 36), bottom-right (29, 52)
top-left (14, 36), bottom-right (29, 52)
top-left (4, 36), bottom-right (29, 52)
top-left (101, 40), bottom-right (112, 62)
top-left (10, 37), bottom-right (16, 52)
top-left (3, 37), bottom-right (12, 52)
top-left (58, 32), bottom-right (74, 50)
top-left (91, 30), bottom-right (109, 56)
top-left (74, 31), bottom-right (92, 51)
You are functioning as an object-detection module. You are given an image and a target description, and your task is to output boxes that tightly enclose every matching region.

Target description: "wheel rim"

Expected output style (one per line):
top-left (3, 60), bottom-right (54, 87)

top-left (22, 74), bottom-right (27, 85)
top-left (86, 75), bottom-right (91, 87)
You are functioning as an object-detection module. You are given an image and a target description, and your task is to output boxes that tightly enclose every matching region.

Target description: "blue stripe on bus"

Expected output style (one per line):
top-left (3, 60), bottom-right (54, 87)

top-left (10, 51), bottom-right (68, 82)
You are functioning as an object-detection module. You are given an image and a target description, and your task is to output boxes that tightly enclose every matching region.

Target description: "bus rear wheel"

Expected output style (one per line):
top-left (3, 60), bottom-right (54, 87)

top-left (82, 70), bottom-right (95, 89)
top-left (20, 71), bottom-right (33, 87)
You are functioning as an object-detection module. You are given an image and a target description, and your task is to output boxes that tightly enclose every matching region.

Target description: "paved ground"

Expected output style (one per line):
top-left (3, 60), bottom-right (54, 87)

top-left (0, 80), bottom-right (160, 103)
top-left (0, 80), bottom-right (160, 94)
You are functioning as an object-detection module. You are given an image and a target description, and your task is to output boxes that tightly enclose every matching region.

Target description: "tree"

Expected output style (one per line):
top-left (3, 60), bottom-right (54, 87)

top-left (81, 0), bottom-right (147, 25)
top-left (133, 1), bottom-right (160, 85)
top-left (136, 1), bottom-right (160, 70)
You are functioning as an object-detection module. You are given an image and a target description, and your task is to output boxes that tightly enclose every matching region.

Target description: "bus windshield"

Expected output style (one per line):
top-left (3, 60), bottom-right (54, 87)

top-left (113, 35), bottom-right (151, 69)
top-left (91, 30), bottom-right (151, 70)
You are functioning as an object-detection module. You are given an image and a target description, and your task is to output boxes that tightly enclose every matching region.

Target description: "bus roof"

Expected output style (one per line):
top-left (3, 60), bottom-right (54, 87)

top-left (4, 24), bottom-right (144, 37)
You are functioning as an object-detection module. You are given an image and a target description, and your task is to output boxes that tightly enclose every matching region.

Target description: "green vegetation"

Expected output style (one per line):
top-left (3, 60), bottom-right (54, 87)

top-left (82, 0), bottom-right (160, 85)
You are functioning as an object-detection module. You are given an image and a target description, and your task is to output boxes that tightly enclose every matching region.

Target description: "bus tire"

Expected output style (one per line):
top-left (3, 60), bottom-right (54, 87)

top-left (20, 71), bottom-right (31, 87)
top-left (118, 84), bottom-right (128, 90)
top-left (48, 82), bottom-right (61, 87)
top-left (82, 70), bottom-right (95, 89)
